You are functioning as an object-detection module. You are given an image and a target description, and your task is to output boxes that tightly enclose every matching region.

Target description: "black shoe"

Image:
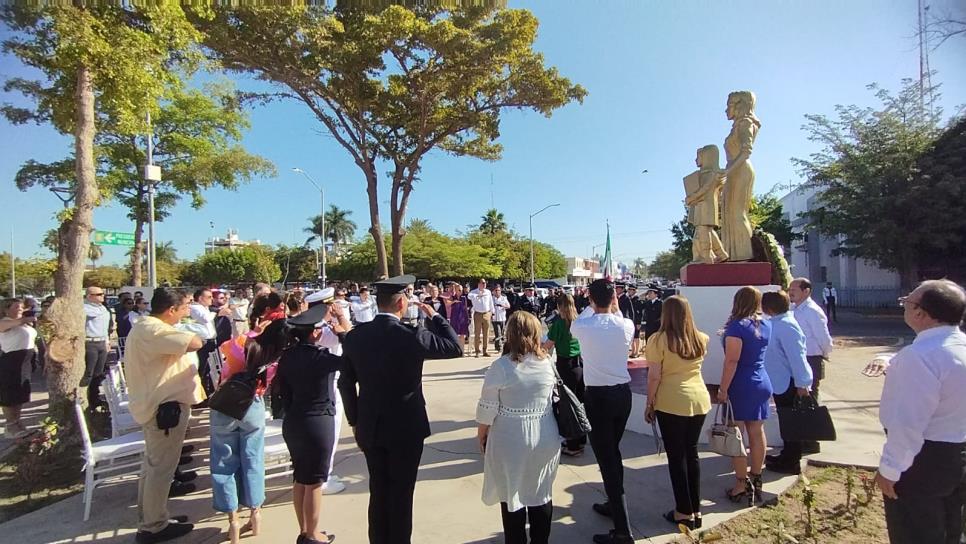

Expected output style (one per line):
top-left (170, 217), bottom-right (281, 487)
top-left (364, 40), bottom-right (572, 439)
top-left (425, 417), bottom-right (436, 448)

top-left (178, 455), bottom-right (191, 466)
top-left (592, 501), bottom-right (612, 518)
top-left (802, 442), bottom-right (821, 455)
top-left (180, 444), bottom-right (195, 455)
top-left (663, 509), bottom-right (695, 529)
top-left (135, 521), bottom-right (194, 543)
top-left (766, 461), bottom-right (802, 475)
top-left (173, 470), bottom-right (197, 483)
top-left (592, 530), bottom-right (634, 544)
top-left (168, 481), bottom-right (197, 497)
top-left (170, 515), bottom-right (188, 523)
top-left (765, 453), bottom-right (784, 465)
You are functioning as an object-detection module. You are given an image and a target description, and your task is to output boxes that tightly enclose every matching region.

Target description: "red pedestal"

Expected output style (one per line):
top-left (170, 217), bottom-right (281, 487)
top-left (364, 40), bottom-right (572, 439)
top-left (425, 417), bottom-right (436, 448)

top-left (680, 262), bottom-right (773, 286)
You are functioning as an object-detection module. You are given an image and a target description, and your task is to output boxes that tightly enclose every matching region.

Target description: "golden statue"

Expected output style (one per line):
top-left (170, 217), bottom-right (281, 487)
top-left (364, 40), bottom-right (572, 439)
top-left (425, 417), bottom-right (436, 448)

top-left (720, 91), bottom-right (761, 262)
top-left (684, 145), bottom-right (728, 264)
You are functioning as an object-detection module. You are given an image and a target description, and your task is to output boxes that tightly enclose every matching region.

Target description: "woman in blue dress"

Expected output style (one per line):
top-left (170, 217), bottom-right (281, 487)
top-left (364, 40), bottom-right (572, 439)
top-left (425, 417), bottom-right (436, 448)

top-left (717, 286), bottom-right (772, 505)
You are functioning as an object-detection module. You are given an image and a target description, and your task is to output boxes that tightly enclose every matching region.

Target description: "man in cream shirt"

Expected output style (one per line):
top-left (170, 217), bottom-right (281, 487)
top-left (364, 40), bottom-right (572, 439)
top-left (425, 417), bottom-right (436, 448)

top-left (467, 278), bottom-right (495, 357)
top-left (125, 288), bottom-right (204, 543)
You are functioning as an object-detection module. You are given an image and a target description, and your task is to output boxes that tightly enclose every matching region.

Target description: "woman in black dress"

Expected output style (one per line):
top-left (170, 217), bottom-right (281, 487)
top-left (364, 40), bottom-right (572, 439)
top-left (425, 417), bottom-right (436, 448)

top-left (273, 302), bottom-right (342, 544)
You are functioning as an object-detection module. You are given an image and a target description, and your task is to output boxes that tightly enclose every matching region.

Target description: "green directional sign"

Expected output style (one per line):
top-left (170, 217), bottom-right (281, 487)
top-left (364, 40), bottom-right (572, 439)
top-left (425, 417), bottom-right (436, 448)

top-left (92, 230), bottom-right (136, 247)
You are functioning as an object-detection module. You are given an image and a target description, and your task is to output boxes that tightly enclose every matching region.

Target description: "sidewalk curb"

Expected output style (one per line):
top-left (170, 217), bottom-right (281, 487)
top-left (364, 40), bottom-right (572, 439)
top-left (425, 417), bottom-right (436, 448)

top-left (806, 458), bottom-right (878, 471)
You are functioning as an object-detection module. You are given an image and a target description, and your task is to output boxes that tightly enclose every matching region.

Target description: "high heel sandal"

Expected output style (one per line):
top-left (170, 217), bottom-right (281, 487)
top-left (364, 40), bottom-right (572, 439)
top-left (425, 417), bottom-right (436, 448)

top-left (725, 476), bottom-right (751, 504)
top-left (751, 473), bottom-right (764, 504)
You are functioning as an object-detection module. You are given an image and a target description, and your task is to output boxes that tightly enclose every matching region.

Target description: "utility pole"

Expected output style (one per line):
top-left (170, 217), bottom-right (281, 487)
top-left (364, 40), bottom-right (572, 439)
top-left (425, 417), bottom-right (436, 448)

top-left (144, 111), bottom-right (162, 289)
top-left (529, 203), bottom-right (560, 285)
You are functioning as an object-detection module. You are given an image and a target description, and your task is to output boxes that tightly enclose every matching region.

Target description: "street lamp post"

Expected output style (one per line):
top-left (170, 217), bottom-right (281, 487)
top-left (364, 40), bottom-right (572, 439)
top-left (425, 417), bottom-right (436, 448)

top-left (529, 203), bottom-right (560, 286)
top-left (144, 111), bottom-right (162, 289)
top-left (292, 168), bottom-right (326, 286)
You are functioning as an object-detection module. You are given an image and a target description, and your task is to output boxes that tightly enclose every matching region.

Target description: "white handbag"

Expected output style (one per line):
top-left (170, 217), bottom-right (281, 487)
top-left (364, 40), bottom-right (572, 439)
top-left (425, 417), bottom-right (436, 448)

top-left (708, 402), bottom-right (746, 457)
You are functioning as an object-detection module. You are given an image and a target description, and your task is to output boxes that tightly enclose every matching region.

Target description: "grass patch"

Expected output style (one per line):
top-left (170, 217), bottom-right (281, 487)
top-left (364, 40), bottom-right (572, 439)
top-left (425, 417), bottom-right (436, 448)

top-left (0, 409), bottom-right (111, 524)
top-left (676, 466), bottom-right (888, 543)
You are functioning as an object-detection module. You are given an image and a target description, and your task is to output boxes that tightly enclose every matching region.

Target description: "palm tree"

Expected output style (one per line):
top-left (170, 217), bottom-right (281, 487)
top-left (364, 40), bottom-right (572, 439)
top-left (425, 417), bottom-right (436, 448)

top-left (479, 208), bottom-right (507, 235)
top-left (632, 257), bottom-right (648, 278)
top-left (89, 244), bottom-right (103, 270)
top-left (305, 204), bottom-right (357, 255)
top-left (154, 241), bottom-right (178, 264)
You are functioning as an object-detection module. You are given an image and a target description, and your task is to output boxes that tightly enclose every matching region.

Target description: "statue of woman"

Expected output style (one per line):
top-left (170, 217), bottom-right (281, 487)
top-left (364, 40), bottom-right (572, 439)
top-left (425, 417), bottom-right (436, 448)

top-left (720, 91), bottom-right (761, 262)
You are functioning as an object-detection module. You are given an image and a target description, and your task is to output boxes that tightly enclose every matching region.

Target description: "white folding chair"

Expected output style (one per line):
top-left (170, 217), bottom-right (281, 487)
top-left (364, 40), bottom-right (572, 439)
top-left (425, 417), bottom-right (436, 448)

top-left (103, 366), bottom-right (139, 437)
top-left (116, 336), bottom-right (127, 364)
top-left (75, 393), bottom-right (145, 521)
top-left (207, 349), bottom-right (224, 390)
top-left (263, 431), bottom-right (293, 480)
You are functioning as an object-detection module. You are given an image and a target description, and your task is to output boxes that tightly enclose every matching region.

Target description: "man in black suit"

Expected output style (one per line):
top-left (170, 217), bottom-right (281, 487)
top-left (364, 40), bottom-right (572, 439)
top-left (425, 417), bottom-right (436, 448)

top-left (516, 285), bottom-right (543, 316)
top-left (339, 275), bottom-right (463, 544)
top-left (641, 288), bottom-right (663, 340)
top-left (615, 283), bottom-right (636, 323)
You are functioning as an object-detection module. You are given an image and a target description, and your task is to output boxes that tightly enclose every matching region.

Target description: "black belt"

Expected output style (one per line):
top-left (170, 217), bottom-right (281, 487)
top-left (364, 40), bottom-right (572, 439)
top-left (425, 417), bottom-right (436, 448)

top-left (586, 383), bottom-right (630, 390)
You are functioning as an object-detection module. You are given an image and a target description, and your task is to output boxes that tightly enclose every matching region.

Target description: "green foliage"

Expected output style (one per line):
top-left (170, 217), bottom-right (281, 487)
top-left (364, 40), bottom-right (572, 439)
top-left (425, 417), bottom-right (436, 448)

top-left (182, 246), bottom-right (280, 285)
top-left (754, 229), bottom-right (793, 289)
top-left (275, 244), bottom-right (321, 284)
top-left (0, 254), bottom-right (58, 296)
top-left (305, 205), bottom-right (357, 253)
top-left (631, 258), bottom-right (648, 278)
top-left (795, 78), bottom-right (965, 284)
top-left (194, 4), bottom-right (585, 276)
top-left (478, 208), bottom-right (507, 235)
top-left (750, 193), bottom-right (797, 249)
top-left (13, 416), bottom-right (61, 499)
top-left (83, 266), bottom-right (128, 289)
top-left (649, 250), bottom-right (687, 281)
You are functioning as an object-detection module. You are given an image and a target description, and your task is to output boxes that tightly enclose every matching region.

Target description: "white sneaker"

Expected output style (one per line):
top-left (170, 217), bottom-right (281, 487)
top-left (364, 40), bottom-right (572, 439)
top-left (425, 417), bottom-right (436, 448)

top-left (322, 475), bottom-right (346, 495)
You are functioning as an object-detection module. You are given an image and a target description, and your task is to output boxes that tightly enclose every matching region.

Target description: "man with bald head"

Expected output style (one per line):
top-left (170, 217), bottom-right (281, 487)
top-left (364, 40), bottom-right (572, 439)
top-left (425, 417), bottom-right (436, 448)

top-left (875, 279), bottom-right (966, 544)
top-left (81, 285), bottom-right (113, 409)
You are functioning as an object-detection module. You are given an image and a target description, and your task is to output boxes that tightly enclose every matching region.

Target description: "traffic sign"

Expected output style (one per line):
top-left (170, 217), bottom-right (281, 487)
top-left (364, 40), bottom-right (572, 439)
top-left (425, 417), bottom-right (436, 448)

top-left (92, 230), bottom-right (136, 246)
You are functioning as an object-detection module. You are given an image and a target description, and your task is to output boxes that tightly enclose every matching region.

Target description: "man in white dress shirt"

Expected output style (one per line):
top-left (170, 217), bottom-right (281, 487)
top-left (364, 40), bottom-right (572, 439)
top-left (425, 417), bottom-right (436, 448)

top-left (490, 285), bottom-right (511, 352)
top-left (189, 288), bottom-right (231, 398)
top-left (570, 279), bottom-right (636, 544)
top-left (875, 279), bottom-right (966, 544)
top-left (788, 277), bottom-right (833, 454)
top-left (350, 286), bottom-right (377, 324)
top-left (468, 278), bottom-right (495, 357)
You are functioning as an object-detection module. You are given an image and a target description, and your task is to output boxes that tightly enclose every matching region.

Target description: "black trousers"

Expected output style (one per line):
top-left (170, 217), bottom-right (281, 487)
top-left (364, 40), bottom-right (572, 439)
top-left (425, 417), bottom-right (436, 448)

top-left (772, 380), bottom-right (804, 464)
top-left (361, 439), bottom-right (424, 544)
top-left (656, 411), bottom-right (706, 516)
top-left (196, 339), bottom-right (217, 396)
top-left (644, 325), bottom-right (660, 341)
top-left (883, 440), bottom-right (966, 544)
top-left (556, 355), bottom-right (586, 450)
top-left (824, 298), bottom-right (837, 322)
top-left (585, 383), bottom-right (632, 536)
top-left (500, 501), bottom-right (552, 544)
top-left (492, 321), bottom-right (506, 350)
top-left (81, 340), bottom-right (108, 406)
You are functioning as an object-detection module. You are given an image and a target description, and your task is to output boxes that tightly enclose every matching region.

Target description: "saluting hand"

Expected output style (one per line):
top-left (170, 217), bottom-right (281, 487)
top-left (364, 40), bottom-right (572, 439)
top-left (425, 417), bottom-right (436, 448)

top-left (415, 301), bottom-right (436, 318)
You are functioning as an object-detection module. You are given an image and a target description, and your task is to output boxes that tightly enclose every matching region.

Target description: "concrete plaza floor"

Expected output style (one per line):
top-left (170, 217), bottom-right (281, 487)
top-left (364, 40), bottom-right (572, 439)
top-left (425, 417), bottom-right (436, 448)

top-left (1, 345), bottom-right (894, 544)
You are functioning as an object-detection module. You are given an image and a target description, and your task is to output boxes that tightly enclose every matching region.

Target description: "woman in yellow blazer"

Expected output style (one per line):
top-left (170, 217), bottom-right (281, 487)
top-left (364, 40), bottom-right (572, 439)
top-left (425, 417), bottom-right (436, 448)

top-left (644, 295), bottom-right (712, 530)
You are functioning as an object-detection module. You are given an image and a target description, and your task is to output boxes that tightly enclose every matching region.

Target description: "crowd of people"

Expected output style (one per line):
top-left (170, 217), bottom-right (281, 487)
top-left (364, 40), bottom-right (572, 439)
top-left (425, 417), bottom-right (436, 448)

top-left (0, 273), bottom-right (963, 544)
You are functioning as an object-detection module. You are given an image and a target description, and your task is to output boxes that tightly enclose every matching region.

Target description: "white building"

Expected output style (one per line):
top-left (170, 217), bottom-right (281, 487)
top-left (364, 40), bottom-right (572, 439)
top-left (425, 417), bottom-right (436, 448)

top-left (781, 186), bottom-right (900, 307)
top-left (205, 229), bottom-right (261, 254)
top-left (558, 256), bottom-right (604, 287)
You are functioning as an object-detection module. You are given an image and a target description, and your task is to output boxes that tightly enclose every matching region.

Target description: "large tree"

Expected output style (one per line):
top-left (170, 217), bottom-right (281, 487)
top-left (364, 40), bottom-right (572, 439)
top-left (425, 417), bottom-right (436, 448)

top-left (194, 5), bottom-right (585, 277)
top-left (478, 208), bottom-right (507, 235)
top-left (1, 5), bottom-right (200, 419)
top-left (794, 78), bottom-right (961, 287)
top-left (181, 246), bottom-right (280, 285)
top-left (17, 81), bottom-right (275, 286)
top-left (304, 204), bottom-right (357, 257)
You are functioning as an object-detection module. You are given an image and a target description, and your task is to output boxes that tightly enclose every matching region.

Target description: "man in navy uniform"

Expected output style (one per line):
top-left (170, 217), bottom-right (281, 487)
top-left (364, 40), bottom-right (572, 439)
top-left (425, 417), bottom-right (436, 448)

top-left (339, 275), bottom-right (463, 544)
top-left (516, 284), bottom-right (543, 317)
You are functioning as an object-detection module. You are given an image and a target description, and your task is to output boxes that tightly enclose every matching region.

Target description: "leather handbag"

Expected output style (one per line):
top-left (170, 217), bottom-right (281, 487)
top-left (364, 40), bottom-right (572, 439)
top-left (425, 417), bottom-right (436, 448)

top-left (550, 364), bottom-right (592, 441)
top-left (708, 402), bottom-right (746, 457)
top-left (777, 395), bottom-right (837, 442)
top-left (208, 365), bottom-right (267, 421)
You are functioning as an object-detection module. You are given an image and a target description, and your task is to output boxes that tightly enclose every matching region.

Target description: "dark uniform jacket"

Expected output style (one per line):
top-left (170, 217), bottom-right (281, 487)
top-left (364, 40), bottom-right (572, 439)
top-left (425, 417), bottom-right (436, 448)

top-left (618, 293), bottom-right (636, 323)
top-left (642, 299), bottom-right (663, 331)
top-left (631, 297), bottom-right (646, 325)
top-left (339, 314), bottom-right (462, 449)
top-left (516, 295), bottom-right (543, 316)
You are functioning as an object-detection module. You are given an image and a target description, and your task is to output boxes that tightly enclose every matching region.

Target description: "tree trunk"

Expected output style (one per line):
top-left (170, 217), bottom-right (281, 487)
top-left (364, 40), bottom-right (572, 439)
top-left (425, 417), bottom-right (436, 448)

top-left (364, 167), bottom-right (389, 279)
top-left (391, 207), bottom-right (404, 276)
top-left (47, 64), bottom-right (98, 426)
top-left (130, 214), bottom-right (145, 287)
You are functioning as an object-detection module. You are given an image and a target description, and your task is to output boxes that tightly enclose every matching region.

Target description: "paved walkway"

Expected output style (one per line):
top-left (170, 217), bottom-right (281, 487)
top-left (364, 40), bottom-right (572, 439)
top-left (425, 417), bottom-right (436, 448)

top-left (3, 349), bottom-right (893, 544)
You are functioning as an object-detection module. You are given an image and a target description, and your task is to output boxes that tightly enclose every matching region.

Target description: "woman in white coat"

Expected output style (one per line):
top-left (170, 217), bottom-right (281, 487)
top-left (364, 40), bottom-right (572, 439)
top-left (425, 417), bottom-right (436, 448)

top-left (476, 311), bottom-right (560, 544)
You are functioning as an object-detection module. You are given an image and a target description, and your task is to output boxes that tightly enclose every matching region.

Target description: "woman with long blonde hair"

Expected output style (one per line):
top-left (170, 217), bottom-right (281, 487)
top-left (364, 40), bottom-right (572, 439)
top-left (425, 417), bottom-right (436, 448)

top-left (476, 311), bottom-right (560, 544)
top-left (718, 286), bottom-right (773, 505)
top-left (644, 296), bottom-right (712, 529)
top-left (542, 294), bottom-right (585, 456)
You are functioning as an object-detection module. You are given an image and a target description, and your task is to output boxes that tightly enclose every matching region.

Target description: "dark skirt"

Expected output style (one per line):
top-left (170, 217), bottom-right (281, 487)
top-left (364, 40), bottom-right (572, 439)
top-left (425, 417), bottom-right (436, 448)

top-left (283, 414), bottom-right (336, 485)
top-left (0, 349), bottom-right (33, 407)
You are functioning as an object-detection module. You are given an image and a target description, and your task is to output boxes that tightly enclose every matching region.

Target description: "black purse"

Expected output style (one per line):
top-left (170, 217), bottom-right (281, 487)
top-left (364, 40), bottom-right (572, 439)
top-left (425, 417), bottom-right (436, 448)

top-left (208, 366), bottom-right (267, 421)
top-left (777, 395), bottom-right (837, 442)
top-left (550, 364), bottom-right (592, 441)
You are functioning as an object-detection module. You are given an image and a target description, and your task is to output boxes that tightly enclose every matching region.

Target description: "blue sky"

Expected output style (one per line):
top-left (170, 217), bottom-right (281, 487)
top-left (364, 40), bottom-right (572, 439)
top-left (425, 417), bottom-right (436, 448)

top-left (1, 0), bottom-right (964, 268)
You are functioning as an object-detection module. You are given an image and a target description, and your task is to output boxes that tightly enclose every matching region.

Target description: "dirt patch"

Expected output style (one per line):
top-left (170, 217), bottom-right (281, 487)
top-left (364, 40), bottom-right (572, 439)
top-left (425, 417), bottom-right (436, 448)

top-left (676, 466), bottom-right (888, 543)
top-left (834, 336), bottom-right (902, 348)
